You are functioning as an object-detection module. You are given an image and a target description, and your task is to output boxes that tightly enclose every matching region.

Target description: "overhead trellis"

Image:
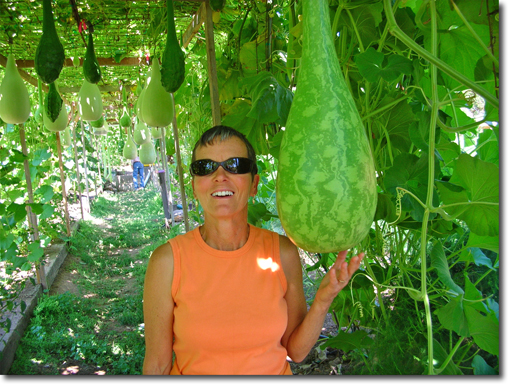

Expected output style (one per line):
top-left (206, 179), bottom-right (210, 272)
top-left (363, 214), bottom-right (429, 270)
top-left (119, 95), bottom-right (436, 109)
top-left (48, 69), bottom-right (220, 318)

top-left (0, 0), bottom-right (237, 116)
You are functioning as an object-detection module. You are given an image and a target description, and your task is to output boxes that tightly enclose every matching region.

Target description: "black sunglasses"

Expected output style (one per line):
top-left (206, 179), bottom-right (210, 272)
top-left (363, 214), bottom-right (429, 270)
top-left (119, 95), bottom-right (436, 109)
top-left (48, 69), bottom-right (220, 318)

top-left (190, 157), bottom-right (257, 176)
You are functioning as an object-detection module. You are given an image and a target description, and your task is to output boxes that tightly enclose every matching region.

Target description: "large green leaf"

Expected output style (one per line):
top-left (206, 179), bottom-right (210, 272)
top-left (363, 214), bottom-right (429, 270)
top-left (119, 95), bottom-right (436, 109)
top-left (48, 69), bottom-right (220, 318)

top-left (383, 152), bottom-right (440, 221)
top-left (355, 48), bottom-right (413, 83)
top-left (471, 355), bottom-right (498, 375)
top-left (465, 306), bottom-right (499, 356)
top-left (319, 330), bottom-right (373, 352)
top-left (465, 232), bottom-right (499, 254)
top-left (430, 240), bottom-right (463, 295)
top-left (435, 295), bottom-right (469, 337)
top-left (438, 154), bottom-right (499, 236)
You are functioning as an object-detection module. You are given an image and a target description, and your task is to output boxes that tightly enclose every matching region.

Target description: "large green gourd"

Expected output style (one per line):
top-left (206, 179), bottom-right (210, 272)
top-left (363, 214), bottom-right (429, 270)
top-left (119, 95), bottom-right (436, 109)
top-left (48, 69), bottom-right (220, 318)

top-left (83, 32), bottom-right (102, 84)
top-left (77, 79), bottom-right (103, 121)
top-left (34, 0), bottom-right (65, 84)
top-left (160, 0), bottom-right (185, 93)
top-left (276, 0), bottom-right (377, 253)
top-left (141, 60), bottom-right (174, 128)
top-left (0, 54), bottom-right (30, 124)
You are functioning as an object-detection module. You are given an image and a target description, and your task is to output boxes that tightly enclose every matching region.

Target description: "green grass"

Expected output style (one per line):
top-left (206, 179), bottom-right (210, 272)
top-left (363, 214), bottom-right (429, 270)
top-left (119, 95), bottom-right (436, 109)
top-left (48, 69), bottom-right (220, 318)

top-left (8, 188), bottom-right (176, 375)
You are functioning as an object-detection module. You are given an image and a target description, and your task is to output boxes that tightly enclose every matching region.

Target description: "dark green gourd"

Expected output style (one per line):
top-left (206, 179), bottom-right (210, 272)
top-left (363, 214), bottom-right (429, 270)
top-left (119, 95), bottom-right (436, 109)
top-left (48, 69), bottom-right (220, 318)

top-left (34, 0), bottom-right (65, 84)
top-left (83, 32), bottom-right (102, 84)
top-left (160, 0), bottom-right (185, 93)
top-left (276, 0), bottom-right (377, 253)
top-left (210, 0), bottom-right (226, 12)
top-left (45, 82), bottom-right (63, 123)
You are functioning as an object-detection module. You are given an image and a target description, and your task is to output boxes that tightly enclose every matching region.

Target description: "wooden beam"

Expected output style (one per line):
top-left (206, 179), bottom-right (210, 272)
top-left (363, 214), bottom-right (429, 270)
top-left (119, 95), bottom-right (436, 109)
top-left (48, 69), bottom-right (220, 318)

top-left (182, 1), bottom-right (207, 48)
top-left (11, 56), bottom-right (145, 69)
top-left (204, 1), bottom-right (221, 125)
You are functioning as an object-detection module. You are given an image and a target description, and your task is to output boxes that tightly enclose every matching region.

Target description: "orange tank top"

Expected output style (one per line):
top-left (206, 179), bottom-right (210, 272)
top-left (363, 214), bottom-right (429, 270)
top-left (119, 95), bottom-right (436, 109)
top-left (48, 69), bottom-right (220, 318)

top-left (168, 224), bottom-right (293, 375)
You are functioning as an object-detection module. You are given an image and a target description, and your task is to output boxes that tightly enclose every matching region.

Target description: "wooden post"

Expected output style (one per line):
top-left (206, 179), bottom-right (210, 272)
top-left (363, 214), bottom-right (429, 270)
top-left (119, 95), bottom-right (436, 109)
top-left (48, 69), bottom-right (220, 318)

top-left (19, 126), bottom-right (47, 289)
top-left (80, 120), bottom-right (91, 212)
top-left (72, 118), bottom-right (85, 220)
top-left (204, 0), bottom-right (221, 125)
top-left (161, 126), bottom-right (175, 227)
top-left (56, 131), bottom-right (72, 237)
top-left (171, 94), bottom-right (189, 232)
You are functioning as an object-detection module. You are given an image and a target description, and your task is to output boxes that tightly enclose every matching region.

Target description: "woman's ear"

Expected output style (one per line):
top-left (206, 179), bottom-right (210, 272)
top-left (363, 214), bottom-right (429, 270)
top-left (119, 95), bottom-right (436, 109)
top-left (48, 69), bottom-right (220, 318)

top-left (250, 174), bottom-right (260, 197)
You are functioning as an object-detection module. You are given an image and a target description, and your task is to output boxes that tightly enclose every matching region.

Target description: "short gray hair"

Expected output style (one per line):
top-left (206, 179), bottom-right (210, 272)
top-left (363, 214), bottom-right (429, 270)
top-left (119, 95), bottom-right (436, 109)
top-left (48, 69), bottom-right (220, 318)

top-left (191, 125), bottom-right (258, 177)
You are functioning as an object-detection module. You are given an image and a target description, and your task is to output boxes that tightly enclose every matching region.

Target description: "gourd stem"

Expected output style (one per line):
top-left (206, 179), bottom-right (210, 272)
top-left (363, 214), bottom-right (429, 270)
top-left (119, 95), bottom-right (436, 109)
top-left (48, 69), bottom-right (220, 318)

top-left (422, 0), bottom-right (438, 375)
top-left (42, 0), bottom-right (57, 34)
top-left (383, 0), bottom-right (499, 110)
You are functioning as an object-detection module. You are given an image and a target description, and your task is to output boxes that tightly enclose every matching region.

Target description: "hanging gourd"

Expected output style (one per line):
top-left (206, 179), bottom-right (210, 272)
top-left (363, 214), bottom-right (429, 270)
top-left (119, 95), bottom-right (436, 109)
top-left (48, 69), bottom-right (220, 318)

top-left (276, 0), bottom-right (377, 253)
top-left (151, 126), bottom-right (163, 139)
top-left (83, 31), bottom-right (101, 84)
top-left (209, 0), bottom-right (226, 12)
top-left (0, 54), bottom-right (31, 124)
top-left (119, 108), bottom-right (131, 128)
top-left (134, 119), bottom-right (151, 145)
top-left (43, 101), bottom-right (68, 132)
top-left (34, 0), bottom-right (65, 84)
top-left (34, 107), bottom-right (43, 123)
top-left (94, 121), bottom-right (108, 135)
top-left (90, 115), bottom-right (104, 129)
top-left (123, 127), bottom-right (137, 159)
top-left (77, 79), bottom-right (103, 121)
top-left (43, 83), bottom-right (67, 131)
top-left (139, 141), bottom-right (156, 165)
top-left (141, 59), bottom-right (173, 128)
top-left (45, 82), bottom-right (62, 122)
top-left (62, 126), bottom-right (72, 147)
top-left (165, 134), bottom-right (176, 157)
top-left (160, 0), bottom-right (185, 93)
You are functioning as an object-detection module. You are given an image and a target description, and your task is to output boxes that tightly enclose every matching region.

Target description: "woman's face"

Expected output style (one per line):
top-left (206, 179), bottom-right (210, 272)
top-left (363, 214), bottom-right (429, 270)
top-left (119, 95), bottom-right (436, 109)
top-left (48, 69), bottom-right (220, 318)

top-left (192, 136), bottom-right (259, 220)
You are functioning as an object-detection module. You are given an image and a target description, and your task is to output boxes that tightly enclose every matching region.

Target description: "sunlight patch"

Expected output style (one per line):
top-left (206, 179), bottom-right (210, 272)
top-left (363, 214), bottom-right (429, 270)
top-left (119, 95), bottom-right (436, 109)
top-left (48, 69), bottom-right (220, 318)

top-left (257, 257), bottom-right (279, 272)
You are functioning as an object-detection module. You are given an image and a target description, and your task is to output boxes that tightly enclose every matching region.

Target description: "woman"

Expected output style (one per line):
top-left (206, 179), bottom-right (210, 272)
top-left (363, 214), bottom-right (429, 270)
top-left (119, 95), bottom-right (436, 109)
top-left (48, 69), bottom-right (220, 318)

top-left (142, 125), bottom-right (363, 375)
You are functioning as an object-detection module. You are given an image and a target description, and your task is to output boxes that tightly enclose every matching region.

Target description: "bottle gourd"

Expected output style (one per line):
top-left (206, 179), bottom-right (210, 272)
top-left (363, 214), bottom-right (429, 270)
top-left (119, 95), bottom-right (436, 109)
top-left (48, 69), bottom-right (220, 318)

top-left (0, 54), bottom-right (31, 124)
top-left (160, 0), bottom-right (185, 93)
top-left (34, 0), bottom-right (65, 84)
top-left (276, 0), bottom-right (377, 253)
top-left (83, 32), bottom-right (102, 84)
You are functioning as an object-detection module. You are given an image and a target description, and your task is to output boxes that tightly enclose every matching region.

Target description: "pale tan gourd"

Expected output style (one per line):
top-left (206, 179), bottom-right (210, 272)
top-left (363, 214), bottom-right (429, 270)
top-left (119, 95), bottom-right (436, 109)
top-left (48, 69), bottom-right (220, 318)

top-left (0, 54), bottom-right (31, 124)
top-left (77, 79), bottom-right (103, 121)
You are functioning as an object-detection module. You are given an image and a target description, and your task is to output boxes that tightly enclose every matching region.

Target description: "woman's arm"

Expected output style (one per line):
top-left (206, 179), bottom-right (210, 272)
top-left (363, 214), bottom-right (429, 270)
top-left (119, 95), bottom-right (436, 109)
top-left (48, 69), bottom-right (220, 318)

top-left (142, 242), bottom-right (175, 375)
top-left (279, 236), bottom-right (363, 363)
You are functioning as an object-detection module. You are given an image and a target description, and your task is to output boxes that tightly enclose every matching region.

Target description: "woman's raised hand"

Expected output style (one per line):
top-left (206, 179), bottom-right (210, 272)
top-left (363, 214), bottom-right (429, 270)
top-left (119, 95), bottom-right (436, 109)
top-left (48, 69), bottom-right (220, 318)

top-left (314, 250), bottom-right (364, 307)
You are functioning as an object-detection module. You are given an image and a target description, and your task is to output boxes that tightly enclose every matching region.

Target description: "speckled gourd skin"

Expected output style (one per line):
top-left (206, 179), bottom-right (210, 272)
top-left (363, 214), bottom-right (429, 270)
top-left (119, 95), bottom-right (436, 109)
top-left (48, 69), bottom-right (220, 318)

top-left (276, 0), bottom-right (377, 253)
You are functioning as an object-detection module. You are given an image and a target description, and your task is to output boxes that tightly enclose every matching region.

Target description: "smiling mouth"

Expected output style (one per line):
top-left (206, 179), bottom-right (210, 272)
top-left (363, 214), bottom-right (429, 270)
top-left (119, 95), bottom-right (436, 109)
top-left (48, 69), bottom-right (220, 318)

top-left (211, 191), bottom-right (234, 197)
